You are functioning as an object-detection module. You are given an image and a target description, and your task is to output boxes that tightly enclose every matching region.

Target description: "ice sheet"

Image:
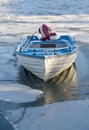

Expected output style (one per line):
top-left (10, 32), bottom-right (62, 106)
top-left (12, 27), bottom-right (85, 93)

top-left (0, 84), bottom-right (43, 103)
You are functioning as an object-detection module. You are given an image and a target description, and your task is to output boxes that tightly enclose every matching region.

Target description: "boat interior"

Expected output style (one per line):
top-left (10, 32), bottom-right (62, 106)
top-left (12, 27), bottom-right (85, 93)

top-left (28, 35), bottom-right (72, 49)
top-left (21, 35), bottom-right (74, 49)
top-left (30, 43), bottom-right (66, 48)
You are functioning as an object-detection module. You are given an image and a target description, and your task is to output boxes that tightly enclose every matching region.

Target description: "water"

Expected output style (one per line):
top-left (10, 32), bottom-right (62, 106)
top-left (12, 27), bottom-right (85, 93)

top-left (1, 0), bottom-right (89, 15)
top-left (0, 0), bottom-right (89, 130)
top-left (0, 113), bottom-right (14, 130)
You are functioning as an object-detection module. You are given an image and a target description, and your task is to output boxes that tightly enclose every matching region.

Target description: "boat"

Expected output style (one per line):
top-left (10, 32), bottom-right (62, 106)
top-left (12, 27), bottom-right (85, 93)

top-left (16, 35), bottom-right (78, 81)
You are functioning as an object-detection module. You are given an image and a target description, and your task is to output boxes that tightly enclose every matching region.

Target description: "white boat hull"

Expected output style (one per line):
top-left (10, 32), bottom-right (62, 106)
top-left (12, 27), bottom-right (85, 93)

top-left (17, 52), bottom-right (77, 81)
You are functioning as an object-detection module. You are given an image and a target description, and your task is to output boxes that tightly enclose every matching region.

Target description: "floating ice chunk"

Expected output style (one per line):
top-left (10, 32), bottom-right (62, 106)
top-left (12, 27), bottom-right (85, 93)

top-left (0, 84), bottom-right (43, 103)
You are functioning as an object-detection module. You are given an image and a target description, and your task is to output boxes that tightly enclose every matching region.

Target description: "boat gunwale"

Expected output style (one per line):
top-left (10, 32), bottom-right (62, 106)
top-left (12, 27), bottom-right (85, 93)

top-left (16, 49), bottom-right (78, 59)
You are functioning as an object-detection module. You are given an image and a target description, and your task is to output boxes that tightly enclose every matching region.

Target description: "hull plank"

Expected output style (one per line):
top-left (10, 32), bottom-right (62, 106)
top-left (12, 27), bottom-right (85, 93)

top-left (17, 52), bottom-right (77, 81)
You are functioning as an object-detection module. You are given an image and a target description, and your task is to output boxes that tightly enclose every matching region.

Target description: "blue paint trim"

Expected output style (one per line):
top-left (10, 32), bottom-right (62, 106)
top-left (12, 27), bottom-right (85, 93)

top-left (16, 35), bottom-right (78, 58)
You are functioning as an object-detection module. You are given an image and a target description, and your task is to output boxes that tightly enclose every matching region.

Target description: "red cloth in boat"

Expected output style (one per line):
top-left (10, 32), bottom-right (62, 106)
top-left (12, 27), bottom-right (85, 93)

top-left (39, 24), bottom-right (56, 41)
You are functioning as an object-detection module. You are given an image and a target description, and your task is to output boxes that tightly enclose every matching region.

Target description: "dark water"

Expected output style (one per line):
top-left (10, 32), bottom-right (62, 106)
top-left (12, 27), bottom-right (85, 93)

top-left (0, 114), bottom-right (14, 130)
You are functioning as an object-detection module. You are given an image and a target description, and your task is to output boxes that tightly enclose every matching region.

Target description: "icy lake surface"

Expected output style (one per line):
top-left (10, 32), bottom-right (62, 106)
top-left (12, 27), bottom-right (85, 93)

top-left (0, 0), bottom-right (89, 130)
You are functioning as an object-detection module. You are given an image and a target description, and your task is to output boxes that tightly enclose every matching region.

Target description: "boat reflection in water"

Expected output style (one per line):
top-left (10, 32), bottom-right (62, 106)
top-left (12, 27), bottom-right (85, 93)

top-left (18, 63), bottom-right (78, 104)
top-left (44, 63), bottom-right (78, 103)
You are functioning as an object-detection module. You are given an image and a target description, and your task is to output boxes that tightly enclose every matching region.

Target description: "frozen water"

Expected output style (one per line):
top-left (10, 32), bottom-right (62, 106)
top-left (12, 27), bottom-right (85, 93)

top-left (0, 0), bottom-right (89, 130)
top-left (0, 84), bottom-right (43, 103)
top-left (5, 100), bottom-right (89, 130)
